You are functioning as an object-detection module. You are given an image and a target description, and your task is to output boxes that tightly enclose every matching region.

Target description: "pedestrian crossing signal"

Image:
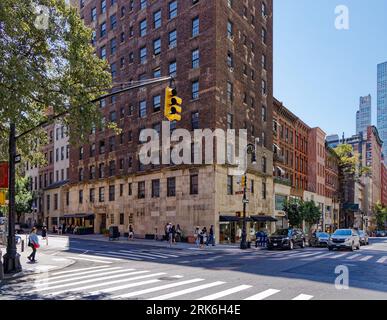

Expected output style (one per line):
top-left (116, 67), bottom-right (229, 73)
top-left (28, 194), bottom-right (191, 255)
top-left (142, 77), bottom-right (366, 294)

top-left (164, 87), bottom-right (182, 121)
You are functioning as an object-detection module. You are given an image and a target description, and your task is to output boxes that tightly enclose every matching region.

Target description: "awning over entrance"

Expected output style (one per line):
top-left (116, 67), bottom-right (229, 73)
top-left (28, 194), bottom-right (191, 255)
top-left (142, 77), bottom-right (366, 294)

top-left (219, 216), bottom-right (252, 222)
top-left (251, 215), bottom-right (278, 222)
top-left (63, 213), bottom-right (95, 219)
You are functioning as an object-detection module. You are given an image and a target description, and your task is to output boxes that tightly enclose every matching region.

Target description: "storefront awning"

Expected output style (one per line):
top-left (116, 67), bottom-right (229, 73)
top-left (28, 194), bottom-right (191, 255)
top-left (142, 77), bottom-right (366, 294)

top-left (219, 216), bottom-right (252, 222)
top-left (251, 215), bottom-right (278, 222)
top-left (63, 213), bottom-right (95, 219)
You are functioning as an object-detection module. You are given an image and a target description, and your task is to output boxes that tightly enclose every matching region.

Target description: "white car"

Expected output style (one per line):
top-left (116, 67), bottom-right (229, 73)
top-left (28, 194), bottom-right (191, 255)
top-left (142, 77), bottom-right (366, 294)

top-left (328, 229), bottom-right (361, 251)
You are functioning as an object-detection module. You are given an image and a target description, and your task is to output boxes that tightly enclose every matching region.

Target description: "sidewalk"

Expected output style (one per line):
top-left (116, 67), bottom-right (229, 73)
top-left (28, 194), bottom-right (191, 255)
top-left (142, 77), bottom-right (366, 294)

top-left (48, 233), bottom-right (264, 252)
top-left (0, 243), bottom-right (75, 281)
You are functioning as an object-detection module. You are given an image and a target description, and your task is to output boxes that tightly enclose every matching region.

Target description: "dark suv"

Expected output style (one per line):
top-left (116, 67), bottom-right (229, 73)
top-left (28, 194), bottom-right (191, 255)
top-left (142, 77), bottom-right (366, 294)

top-left (267, 228), bottom-right (306, 250)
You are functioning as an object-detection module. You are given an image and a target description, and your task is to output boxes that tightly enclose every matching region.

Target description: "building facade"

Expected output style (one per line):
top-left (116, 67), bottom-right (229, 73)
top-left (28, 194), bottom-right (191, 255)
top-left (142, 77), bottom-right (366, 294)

top-left (377, 61), bottom-right (387, 162)
top-left (356, 95), bottom-right (372, 135)
top-left (67, 0), bottom-right (275, 243)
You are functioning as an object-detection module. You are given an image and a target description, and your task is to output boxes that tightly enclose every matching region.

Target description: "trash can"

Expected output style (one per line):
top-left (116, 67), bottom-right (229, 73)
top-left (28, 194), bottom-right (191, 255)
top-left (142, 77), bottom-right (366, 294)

top-left (109, 226), bottom-right (119, 241)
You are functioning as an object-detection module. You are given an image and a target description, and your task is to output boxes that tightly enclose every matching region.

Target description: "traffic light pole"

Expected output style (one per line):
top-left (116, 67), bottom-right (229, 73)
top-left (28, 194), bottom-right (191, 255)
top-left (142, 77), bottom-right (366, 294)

top-left (3, 123), bottom-right (22, 273)
top-left (240, 172), bottom-right (248, 250)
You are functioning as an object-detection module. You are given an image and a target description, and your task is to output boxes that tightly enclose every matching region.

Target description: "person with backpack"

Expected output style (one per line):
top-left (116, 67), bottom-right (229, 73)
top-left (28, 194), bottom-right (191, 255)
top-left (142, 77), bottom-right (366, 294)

top-left (27, 227), bottom-right (40, 263)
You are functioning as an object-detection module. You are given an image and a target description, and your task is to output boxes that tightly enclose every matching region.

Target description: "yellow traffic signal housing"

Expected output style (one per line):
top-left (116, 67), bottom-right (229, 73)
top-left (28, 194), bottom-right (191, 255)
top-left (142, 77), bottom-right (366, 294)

top-left (241, 176), bottom-right (247, 188)
top-left (164, 87), bottom-right (182, 121)
top-left (0, 190), bottom-right (6, 205)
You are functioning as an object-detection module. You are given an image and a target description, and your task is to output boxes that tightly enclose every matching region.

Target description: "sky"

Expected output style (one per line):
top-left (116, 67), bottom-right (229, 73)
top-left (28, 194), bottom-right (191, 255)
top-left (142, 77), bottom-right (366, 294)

top-left (274, 0), bottom-right (387, 137)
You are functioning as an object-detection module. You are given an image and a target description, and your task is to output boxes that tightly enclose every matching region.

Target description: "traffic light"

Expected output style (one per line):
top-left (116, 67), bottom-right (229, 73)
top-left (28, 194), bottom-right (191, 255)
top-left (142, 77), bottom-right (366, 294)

top-left (164, 86), bottom-right (182, 121)
top-left (0, 190), bottom-right (6, 205)
top-left (241, 176), bottom-right (247, 188)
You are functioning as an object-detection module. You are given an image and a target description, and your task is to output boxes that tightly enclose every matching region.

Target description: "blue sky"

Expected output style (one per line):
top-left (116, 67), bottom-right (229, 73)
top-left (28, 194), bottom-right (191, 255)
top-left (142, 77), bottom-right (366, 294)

top-left (274, 0), bottom-right (387, 137)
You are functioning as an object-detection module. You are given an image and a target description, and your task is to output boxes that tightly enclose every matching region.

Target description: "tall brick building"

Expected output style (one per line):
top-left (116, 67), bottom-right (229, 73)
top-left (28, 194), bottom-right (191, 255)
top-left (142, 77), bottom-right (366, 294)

top-left (66, 0), bottom-right (274, 243)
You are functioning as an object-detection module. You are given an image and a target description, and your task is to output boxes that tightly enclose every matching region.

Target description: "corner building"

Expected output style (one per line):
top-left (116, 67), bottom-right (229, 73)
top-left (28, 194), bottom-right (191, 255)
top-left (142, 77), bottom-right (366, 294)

top-left (67, 0), bottom-right (274, 243)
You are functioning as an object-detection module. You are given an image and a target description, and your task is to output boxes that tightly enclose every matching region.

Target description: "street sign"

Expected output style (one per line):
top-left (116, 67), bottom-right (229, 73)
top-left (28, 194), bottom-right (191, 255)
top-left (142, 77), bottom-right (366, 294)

top-left (235, 191), bottom-right (244, 195)
top-left (243, 199), bottom-right (249, 204)
top-left (0, 163), bottom-right (8, 188)
top-left (14, 155), bottom-right (21, 163)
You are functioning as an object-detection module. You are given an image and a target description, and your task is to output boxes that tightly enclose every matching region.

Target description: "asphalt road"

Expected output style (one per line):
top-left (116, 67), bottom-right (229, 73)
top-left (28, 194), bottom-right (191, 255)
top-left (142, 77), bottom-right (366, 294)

top-left (1, 237), bottom-right (386, 300)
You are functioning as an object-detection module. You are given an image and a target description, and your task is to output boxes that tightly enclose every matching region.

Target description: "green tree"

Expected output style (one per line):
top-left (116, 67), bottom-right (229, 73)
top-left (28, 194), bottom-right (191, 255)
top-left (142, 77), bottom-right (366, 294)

top-left (374, 202), bottom-right (387, 230)
top-left (301, 200), bottom-right (322, 236)
top-left (283, 198), bottom-right (303, 228)
top-left (0, 0), bottom-right (112, 162)
top-left (15, 177), bottom-right (34, 223)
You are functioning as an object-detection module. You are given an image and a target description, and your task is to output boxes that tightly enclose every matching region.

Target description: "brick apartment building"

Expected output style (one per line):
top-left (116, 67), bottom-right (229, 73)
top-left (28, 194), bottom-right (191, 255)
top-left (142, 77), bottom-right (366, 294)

top-left (65, 0), bottom-right (275, 243)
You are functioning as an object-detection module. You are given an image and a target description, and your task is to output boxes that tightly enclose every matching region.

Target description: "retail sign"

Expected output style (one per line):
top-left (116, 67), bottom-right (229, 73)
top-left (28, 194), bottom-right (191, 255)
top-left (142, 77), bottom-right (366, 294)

top-left (0, 162), bottom-right (8, 188)
top-left (0, 190), bottom-right (6, 205)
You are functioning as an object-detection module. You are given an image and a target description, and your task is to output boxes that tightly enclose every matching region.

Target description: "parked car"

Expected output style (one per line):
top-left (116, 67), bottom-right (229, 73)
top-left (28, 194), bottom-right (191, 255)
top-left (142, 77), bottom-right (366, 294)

top-left (357, 230), bottom-right (369, 246)
top-left (375, 230), bottom-right (386, 237)
top-left (309, 232), bottom-right (330, 247)
top-left (267, 228), bottom-right (306, 250)
top-left (328, 229), bottom-right (361, 251)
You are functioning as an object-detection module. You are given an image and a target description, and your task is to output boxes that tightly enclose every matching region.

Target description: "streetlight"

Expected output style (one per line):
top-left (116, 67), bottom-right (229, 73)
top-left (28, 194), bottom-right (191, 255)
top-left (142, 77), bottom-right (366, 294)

top-left (240, 143), bottom-right (257, 250)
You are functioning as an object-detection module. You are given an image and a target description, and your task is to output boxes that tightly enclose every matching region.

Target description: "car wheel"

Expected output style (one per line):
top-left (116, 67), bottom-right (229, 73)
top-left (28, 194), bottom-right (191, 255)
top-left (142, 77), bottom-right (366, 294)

top-left (289, 241), bottom-right (294, 250)
top-left (357, 243), bottom-right (361, 250)
top-left (328, 246), bottom-right (333, 251)
top-left (351, 242), bottom-right (355, 251)
top-left (301, 239), bottom-right (306, 249)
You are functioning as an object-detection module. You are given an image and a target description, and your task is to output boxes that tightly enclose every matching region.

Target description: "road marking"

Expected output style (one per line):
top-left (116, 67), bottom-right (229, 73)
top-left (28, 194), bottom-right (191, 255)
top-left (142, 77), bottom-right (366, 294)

top-left (292, 294), bottom-right (314, 300)
top-left (47, 271), bottom-right (154, 296)
top-left (346, 254), bottom-right (361, 260)
top-left (244, 289), bottom-right (281, 300)
top-left (148, 281), bottom-right (225, 300)
top-left (52, 265), bottom-right (110, 276)
top-left (119, 250), bottom-right (171, 259)
top-left (329, 253), bottom-right (349, 259)
top-left (197, 285), bottom-right (252, 300)
top-left (317, 253), bottom-right (336, 258)
top-left (146, 251), bottom-right (179, 258)
top-left (377, 256), bottom-right (387, 263)
top-left (107, 251), bottom-right (157, 260)
top-left (96, 252), bottom-right (143, 261)
top-left (89, 273), bottom-right (168, 295)
top-left (66, 256), bottom-right (112, 264)
top-left (293, 252), bottom-right (322, 258)
top-left (111, 279), bottom-right (204, 299)
top-left (30, 270), bottom-right (139, 292)
top-left (78, 253), bottom-right (124, 261)
top-left (44, 267), bottom-right (123, 282)
top-left (33, 268), bottom-right (129, 287)
top-left (359, 255), bottom-right (373, 261)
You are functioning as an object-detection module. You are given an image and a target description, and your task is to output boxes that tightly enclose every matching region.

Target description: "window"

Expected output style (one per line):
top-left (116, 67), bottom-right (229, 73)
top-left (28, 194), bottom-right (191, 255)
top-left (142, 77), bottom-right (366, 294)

top-left (109, 160), bottom-right (116, 176)
top-left (100, 46), bottom-right (106, 60)
top-left (169, 1), bottom-right (177, 19)
top-left (121, 6), bottom-right (125, 17)
top-left (227, 21), bottom-right (233, 39)
top-left (109, 110), bottom-right (117, 122)
top-left (140, 0), bottom-right (147, 10)
top-left (99, 187), bottom-right (105, 202)
top-left (192, 49), bottom-right (200, 69)
top-left (78, 168), bottom-right (84, 181)
top-left (192, 17), bottom-right (199, 37)
top-left (101, 0), bottom-right (106, 13)
top-left (152, 179), bottom-right (160, 198)
top-left (262, 182), bottom-right (267, 199)
top-left (227, 113), bottom-right (233, 129)
top-left (119, 184), bottom-right (124, 196)
top-left (110, 63), bottom-right (117, 78)
top-left (262, 156), bottom-right (267, 173)
top-left (79, 190), bottom-right (83, 204)
top-left (54, 194), bottom-right (58, 210)
top-left (227, 176), bottom-right (233, 195)
top-left (120, 213), bottom-right (124, 225)
top-left (168, 30), bottom-right (177, 48)
top-left (109, 185), bottom-right (115, 201)
top-left (153, 68), bottom-right (161, 78)
top-left (167, 177), bottom-right (176, 197)
top-left (154, 10), bottom-right (162, 29)
top-left (262, 105), bottom-right (267, 122)
top-left (153, 95), bottom-right (161, 112)
top-left (191, 112), bottom-right (199, 130)
top-left (110, 14), bottom-right (117, 29)
top-left (110, 37), bottom-right (117, 54)
top-left (89, 188), bottom-right (95, 203)
top-left (169, 61), bottom-right (177, 77)
top-left (227, 51), bottom-right (233, 68)
top-left (128, 183), bottom-right (132, 196)
top-left (261, 79), bottom-right (267, 95)
top-left (153, 38), bottom-right (161, 55)
top-left (262, 54), bottom-right (267, 70)
top-left (190, 175), bottom-right (199, 195)
top-left (227, 81), bottom-right (233, 102)
top-left (139, 100), bottom-right (147, 118)
top-left (140, 47), bottom-right (147, 64)
top-left (109, 136), bottom-right (115, 152)
top-left (192, 80), bottom-right (199, 99)
top-left (100, 22), bottom-right (106, 37)
top-left (262, 1), bottom-right (267, 17)
top-left (140, 19), bottom-right (147, 37)
top-left (262, 27), bottom-right (267, 44)
top-left (138, 181), bottom-right (145, 199)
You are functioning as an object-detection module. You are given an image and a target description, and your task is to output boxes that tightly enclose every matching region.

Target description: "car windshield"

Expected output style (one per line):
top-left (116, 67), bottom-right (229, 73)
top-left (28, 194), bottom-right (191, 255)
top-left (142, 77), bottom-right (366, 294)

top-left (316, 232), bottom-right (329, 238)
top-left (273, 229), bottom-right (290, 236)
top-left (333, 230), bottom-right (352, 236)
top-left (358, 231), bottom-right (364, 236)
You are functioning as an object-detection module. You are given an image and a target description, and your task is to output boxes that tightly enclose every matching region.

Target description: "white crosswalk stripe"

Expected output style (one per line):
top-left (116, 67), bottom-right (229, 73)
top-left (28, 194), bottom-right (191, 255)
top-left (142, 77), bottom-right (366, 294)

top-left (75, 253), bottom-right (123, 261)
top-left (292, 294), bottom-right (314, 300)
top-left (359, 255), bottom-right (373, 261)
top-left (39, 267), bottom-right (123, 282)
top-left (197, 285), bottom-right (252, 300)
top-left (346, 254), bottom-right (361, 260)
top-left (66, 256), bottom-right (112, 264)
top-left (119, 250), bottom-right (171, 259)
top-left (377, 256), bottom-right (387, 263)
top-left (148, 281), bottom-right (226, 300)
top-left (108, 251), bottom-right (155, 260)
top-left (96, 252), bottom-right (143, 261)
top-left (51, 266), bottom-right (110, 276)
top-left (244, 289), bottom-right (281, 300)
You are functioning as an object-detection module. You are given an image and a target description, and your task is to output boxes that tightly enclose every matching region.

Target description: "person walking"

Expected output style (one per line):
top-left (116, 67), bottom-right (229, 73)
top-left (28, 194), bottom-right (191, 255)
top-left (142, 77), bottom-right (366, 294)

top-left (194, 226), bottom-right (201, 247)
top-left (128, 225), bottom-right (134, 240)
top-left (168, 223), bottom-right (173, 247)
top-left (176, 224), bottom-right (182, 242)
top-left (207, 225), bottom-right (215, 246)
top-left (42, 226), bottom-right (47, 240)
top-left (171, 225), bottom-right (176, 244)
top-left (27, 227), bottom-right (40, 263)
top-left (200, 227), bottom-right (207, 249)
top-left (164, 223), bottom-right (169, 241)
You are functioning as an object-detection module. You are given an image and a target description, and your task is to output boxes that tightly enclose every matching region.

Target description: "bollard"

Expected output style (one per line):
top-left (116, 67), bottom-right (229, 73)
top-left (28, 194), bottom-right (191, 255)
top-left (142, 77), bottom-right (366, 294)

top-left (21, 239), bottom-right (24, 252)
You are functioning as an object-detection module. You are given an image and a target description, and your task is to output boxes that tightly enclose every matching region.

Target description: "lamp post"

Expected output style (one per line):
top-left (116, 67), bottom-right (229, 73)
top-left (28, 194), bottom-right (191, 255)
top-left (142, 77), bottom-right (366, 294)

top-left (240, 143), bottom-right (257, 250)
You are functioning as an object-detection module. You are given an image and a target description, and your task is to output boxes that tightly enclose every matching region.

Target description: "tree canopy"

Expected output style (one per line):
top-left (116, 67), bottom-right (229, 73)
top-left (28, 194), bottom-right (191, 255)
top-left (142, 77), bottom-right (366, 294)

top-left (0, 0), bottom-right (112, 162)
top-left (283, 198), bottom-right (322, 229)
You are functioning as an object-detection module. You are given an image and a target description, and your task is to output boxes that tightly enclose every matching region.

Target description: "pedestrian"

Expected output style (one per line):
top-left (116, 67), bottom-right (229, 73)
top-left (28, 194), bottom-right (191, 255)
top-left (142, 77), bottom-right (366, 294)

top-left (27, 227), bottom-right (40, 263)
top-left (62, 223), bottom-right (66, 234)
top-left (164, 223), bottom-right (169, 241)
top-left (200, 227), bottom-right (207, 249)
top-left (194, 226), bottom-right (201, 247)
top-left (171, 225), bottom-right (177, 244)
top-left (207, 225), bottom-right (215, 246)
top-left (128, 225), bottom-right (134, 240)
top-left (42, 226), bottom-right (47, 240)
top-left (176, 224), bottom-right (182, 242)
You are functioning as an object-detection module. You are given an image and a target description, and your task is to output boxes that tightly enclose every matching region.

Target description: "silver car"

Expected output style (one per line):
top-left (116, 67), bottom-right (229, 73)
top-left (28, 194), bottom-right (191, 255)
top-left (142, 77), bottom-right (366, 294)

top-left (328, 229), bottom-right (361, 251)
top-left (357, 230), bottom-right (369, 245)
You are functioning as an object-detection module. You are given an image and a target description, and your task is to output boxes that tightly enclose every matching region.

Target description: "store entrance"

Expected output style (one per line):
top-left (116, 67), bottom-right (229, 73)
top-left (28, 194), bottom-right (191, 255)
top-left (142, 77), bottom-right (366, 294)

top-left (219, 220), bottom-right (243, 244)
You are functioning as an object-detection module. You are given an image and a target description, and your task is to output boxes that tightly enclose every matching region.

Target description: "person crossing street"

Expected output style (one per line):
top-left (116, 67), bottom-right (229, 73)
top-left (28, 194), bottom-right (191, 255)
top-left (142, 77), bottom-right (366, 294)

top-left (27, 227), bottom-right (40, 263)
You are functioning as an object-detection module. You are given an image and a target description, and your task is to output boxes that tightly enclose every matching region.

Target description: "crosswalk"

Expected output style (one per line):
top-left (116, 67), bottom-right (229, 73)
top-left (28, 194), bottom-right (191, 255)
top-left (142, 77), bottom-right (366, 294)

top-left (0, 265), bottom-right (315, 301)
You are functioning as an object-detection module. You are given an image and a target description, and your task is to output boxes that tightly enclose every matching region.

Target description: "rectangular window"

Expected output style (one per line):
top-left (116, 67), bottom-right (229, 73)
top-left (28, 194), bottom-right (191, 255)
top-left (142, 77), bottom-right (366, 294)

top-left (89, 188), bottom-right (95, 203)
top-left (192, 80), bottom-right (199, 99)
top-left (99, 187), bottom-right (105, 202)
top-left (54, 194), bottom-right (58, 210)
top-left (227, 81), bottom-right (233, 102)
top-left (153, 10), bottom-right (161, 29)
top-left (109, 185), bottom-right (115, 201)
top-left (262, 182), bottom-right (267, 199)
top-left (167, 177), bottom-right (176, 197)
top-left (79, 190), bottom-right (83, 204)
top-left (139, 100), bottom-right (147, 118)
top-left (140, 0), bottom-right (147, 10)
top-left (153, 95), bottom-right (161, 112)
top-left (140, 19), bottom-right (147, 37)
top-left (128, 183), bottom-right (132, 196)
top-left (140, 47), bottom-right (147, 64)
top-left (101, 0), bottom-right (106, 13)
top-left (138, 181), bottom-right (145, 199)
top-left (227, 176), bottom-right (233, 195)
top-left (110, 37), bottom-right (117, 54)
top-left (152, 179), bottom-right (160, 198)
top-left (191, 112), bottom-right (199, 130)
top-left (192, 17), bottom-right (199, 37)
top-left (192, 49), bottom-right (199, 69)
top-left (169, 1), bottom-right (177, 19)
top-left (227, 20), bottom-right (233, 39)
top-left (153, 38), bottom-right (161, 55)
top-left (110, 14), bottom-right (117, 29)
top-left (168, 30), bottom-right (177, 48)
top-left (100, 22), bottom-right (106, 37)
top-left (169, 61), bottom-right (177, 77)
top-left (190, 175), bottom-right (199, 195)
top-left (120, 213), bottom-right (124, 225)
top-left (109, 160), bottom-right (116, 176)
top-left (120, 184), bottom-right (124, 196)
